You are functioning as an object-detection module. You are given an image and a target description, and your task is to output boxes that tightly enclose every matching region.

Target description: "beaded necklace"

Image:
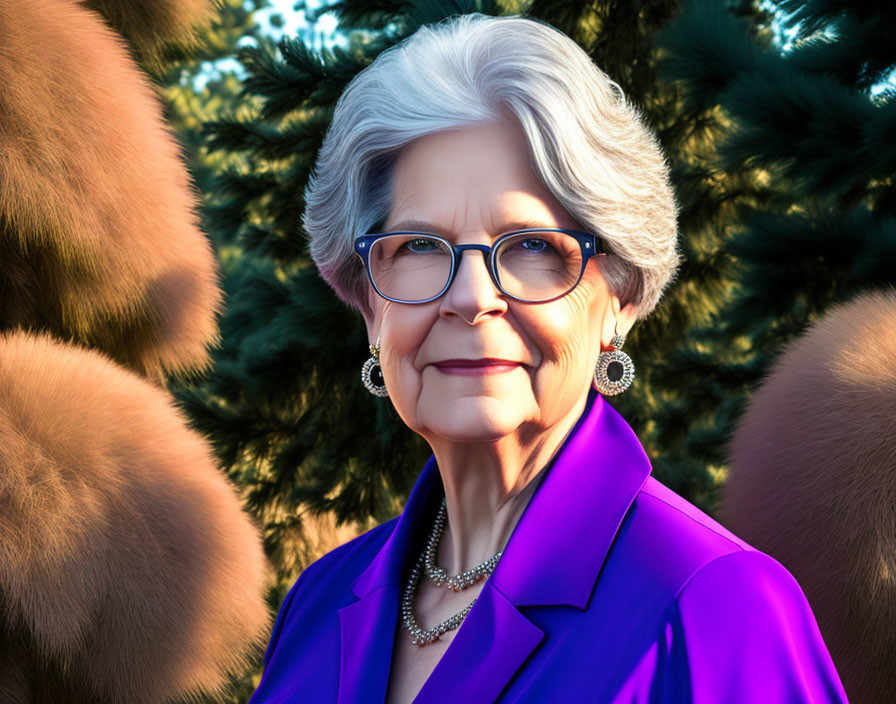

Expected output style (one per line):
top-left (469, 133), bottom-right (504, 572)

top-left (401, 496), bottom-right (503, 646)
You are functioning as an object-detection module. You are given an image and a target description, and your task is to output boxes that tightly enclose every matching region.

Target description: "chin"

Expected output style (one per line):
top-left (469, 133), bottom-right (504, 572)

top-left (416, 392), bottom-right (531, 442)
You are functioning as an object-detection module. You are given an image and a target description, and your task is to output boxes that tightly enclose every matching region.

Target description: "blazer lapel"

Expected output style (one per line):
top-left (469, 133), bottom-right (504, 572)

top-left (491, 390), bottom-right (653, 609)
top-left (413, 581), bottom-right (546, 702)
top-left (337, 584), bottom-right (400, 704)
top-left (336, 388), bottom-right (653, 704)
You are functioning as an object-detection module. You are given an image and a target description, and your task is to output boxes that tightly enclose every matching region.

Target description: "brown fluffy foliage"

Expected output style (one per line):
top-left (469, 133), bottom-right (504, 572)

top-left (0, 329), bottom-right (272, 703)
top-left (0, 0), bottom-right (224, 386)
top-left (722, 288), bottom-right (896, 704)
top-left (82, 0), bottom-right (219, 69)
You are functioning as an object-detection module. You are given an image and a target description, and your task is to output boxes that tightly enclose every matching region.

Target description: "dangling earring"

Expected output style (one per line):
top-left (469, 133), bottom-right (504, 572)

top-left (361, 337), bottom-right (389, 397)
top-left (593, 326), bottom-right (635, 396)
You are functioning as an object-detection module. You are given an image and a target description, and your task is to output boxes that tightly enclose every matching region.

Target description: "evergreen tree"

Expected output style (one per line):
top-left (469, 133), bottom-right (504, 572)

top-left (654, 0), bottom-right (896, 501)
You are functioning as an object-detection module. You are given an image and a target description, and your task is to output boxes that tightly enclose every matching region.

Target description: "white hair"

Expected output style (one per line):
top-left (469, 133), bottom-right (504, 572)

top-left (303, 13), bottom-right (681, 321)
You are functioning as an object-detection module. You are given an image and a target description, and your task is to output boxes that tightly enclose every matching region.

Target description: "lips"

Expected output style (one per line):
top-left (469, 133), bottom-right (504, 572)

top-left (432, 358), bottom-right (521, 368)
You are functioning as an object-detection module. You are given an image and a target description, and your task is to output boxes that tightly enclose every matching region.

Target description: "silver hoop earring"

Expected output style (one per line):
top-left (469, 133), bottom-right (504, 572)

top-left (593, 332), bottom-right (635, 396)
top-left (361, 342), bottom-right (389, 397)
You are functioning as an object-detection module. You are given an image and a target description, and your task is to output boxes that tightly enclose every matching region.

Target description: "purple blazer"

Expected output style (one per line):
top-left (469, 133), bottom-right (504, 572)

top-left (249, 389), bottom-right (849, 703)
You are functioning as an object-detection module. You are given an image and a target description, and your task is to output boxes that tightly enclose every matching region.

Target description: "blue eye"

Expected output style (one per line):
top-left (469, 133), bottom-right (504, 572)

top-left (521, 238), bottom-right (549, 252)
top-left (404, 237), bottom-right (440, 253)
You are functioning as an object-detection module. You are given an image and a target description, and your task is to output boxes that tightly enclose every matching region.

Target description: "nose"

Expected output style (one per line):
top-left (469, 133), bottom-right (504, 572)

top-left (439, 247), bottom-right (508, 324)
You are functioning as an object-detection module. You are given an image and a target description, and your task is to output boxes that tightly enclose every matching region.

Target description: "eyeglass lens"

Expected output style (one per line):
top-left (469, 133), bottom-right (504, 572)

top-left (368, 232), bottom-right (584, 302)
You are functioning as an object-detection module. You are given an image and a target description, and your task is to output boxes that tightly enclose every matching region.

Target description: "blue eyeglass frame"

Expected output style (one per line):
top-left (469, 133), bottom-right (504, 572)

top-left (353, 228), bottom-right (606, 304)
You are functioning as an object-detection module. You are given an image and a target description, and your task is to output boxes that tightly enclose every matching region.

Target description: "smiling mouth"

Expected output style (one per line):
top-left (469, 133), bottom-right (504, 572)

top-left (432, 358), bottom-right (522, 375)
top-left (434, 357), bottom-right (520, 366)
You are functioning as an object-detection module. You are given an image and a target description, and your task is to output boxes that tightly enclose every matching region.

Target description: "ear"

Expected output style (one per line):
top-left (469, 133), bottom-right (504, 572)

top-left (615, 300), bottom-right (638, 339)
top-left (602, 296), bottom-right (638, 349)
top-left (360, 288), bottom-right (389, 346)
top-left (360, 303), bottom-right (376, 344)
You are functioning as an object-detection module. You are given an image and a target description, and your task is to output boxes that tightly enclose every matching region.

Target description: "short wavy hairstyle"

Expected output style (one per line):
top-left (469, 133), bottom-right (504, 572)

top-left (304, 13), bottom-right (681, 322)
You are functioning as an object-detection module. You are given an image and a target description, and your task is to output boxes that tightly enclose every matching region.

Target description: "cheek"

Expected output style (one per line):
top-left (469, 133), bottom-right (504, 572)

top-left (527, 285), bottom-right (605, 372)
top-left (377, 307), bottom-right (433, 396)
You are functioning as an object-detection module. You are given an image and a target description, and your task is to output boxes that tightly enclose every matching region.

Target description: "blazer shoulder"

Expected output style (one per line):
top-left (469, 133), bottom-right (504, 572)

top-left (300, 514), bottom-right (399, 590)
top-left (616, 476), bottom-right (759, 599)
top-left (639, 475), bottom-right (751, 553)
top-left (619, 484), bottom-right (848, 702)
top-left (259, 515), bottom-right (400, 669)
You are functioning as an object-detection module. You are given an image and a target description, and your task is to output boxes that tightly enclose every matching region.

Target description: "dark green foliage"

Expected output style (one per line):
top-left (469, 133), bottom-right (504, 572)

top-left (663, 3), bottom-right (896, 209)
top-left (780, 0), bottom-right (896, 90)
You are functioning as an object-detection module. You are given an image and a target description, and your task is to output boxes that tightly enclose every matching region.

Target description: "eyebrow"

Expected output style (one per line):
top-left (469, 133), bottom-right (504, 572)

top-left (384, 218), bottom-right (561, 236)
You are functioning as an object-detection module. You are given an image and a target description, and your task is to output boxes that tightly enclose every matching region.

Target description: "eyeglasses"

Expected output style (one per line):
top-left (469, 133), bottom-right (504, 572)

top-left (354, 228), bottom-right (605, 304)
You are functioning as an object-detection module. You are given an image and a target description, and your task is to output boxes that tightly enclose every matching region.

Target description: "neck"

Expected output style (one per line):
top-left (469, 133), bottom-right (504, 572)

top-left (428, 390), bottom-right (590, 576)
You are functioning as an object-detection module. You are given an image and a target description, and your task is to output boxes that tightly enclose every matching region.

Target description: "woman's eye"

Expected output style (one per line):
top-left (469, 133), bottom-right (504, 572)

top-left (521, 238), bottom-right (549, 252)
top-left (404, 238), bottom-right (439, 253)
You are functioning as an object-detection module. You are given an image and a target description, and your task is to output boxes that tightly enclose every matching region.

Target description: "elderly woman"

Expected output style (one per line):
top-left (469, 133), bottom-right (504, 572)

top-left (249, 13), bottom-right (848, 704)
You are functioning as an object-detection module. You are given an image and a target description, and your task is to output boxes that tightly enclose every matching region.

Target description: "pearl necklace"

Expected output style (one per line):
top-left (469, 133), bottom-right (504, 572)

top-left (401, 497), bottom-right (503, 646)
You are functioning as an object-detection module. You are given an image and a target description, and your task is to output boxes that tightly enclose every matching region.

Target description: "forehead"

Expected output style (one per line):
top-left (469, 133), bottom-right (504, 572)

top-left (385, 119), bottom-right (580, 235)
